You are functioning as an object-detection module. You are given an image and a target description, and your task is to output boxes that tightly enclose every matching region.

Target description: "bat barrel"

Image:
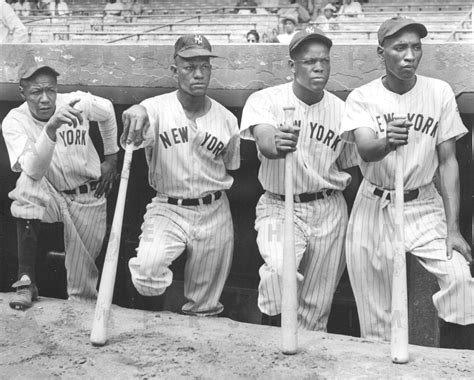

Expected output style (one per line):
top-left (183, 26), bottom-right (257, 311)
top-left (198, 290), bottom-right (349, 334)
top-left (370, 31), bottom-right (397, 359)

top-left (281, 107), bottom-right (297, 355)
top-left (90, 144), bottom-right (134, 346)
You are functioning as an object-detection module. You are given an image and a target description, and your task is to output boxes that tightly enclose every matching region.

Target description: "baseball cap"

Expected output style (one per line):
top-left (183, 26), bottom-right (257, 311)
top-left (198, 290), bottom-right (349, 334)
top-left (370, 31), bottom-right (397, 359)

top-left (289, 26), bottom-right (332, 57)
top-left (323, 4), bottom-right (337, 11)
top-left (18, 56), bottom-right (59, 82)
top-left (378, 17), bottom-right (428, 45)
top-left (174, 34), bottom-right (218, 58)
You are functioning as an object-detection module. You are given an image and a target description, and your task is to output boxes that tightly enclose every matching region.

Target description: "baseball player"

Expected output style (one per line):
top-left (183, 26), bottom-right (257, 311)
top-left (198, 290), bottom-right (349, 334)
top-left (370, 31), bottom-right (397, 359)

top-left (121, 35), bottom-right (240, 316)
top-left (241, 27), bottom-right (358, 331)
top-left (340, 17), bottom-right (473, 348)
top-left (2, 56), bottom-right (119, 310)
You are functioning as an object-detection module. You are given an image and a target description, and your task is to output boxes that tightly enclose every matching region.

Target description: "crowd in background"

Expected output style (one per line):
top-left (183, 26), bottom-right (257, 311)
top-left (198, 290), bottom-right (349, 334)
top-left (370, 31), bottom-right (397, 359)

top-left (242, 0), bottom-right (365, 43)
top-left (7, 0), bottom-right (69, 16)
top-left (2, 0), bottom-right (367, 44)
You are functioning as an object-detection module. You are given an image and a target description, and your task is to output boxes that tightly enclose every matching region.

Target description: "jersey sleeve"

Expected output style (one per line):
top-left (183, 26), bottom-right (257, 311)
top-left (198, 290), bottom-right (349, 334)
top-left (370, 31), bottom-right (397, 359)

top-left (436, 83), bottom-right (468, 145)
top-left (73, 91), bottom-right (119, 155)
top-left (1, 113), bottom-right (55, 179)
top-left (223, 114), bottom-right (241, 170)
top-left (240, 90), bottom-right (278, 141)
top-left (336, 141), bottom-right (359, 169)
top-left (340, 89), bottom-right (374, 143)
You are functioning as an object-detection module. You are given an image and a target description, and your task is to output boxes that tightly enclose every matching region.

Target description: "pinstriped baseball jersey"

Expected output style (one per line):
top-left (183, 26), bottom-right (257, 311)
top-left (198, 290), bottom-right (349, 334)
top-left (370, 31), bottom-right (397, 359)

top-left (140, 90), bottom-right (240, 198)
top-left (2, 91), bottom-right (119, 191)
top-left (240, 82), bottom-right (358, 194)
top-left (340, 75), bottom-right (468, 190)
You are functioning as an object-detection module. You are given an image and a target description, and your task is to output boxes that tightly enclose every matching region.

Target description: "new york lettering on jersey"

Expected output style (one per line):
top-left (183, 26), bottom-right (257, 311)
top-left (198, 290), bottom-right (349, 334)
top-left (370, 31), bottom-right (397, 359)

top-left (241, 82), bottom-right (354, 195)
top-left (374, 112), bottom-right (439, 138)
top-left (157, 125), bottom-right (226, 158)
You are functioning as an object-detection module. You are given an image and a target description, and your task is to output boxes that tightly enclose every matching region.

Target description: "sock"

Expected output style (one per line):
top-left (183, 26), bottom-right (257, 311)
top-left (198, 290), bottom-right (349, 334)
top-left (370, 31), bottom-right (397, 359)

top-left (17, 219), bottom-right (41, 283)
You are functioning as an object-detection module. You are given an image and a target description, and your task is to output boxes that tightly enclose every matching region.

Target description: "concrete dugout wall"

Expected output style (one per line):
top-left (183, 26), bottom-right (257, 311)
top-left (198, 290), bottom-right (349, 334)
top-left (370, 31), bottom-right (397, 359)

top-left (0, 43), bottom-right (472, 346)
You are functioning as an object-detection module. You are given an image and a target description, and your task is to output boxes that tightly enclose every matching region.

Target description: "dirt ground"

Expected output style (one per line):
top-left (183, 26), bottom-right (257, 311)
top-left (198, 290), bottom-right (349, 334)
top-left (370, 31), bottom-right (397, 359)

top-left (1, 293), bottom-right (472, 379)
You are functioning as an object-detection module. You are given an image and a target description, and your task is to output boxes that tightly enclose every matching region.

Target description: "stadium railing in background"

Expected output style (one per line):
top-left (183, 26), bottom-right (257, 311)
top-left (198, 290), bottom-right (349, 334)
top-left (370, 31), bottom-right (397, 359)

top-left (18, 3), bottom-right (473, 44)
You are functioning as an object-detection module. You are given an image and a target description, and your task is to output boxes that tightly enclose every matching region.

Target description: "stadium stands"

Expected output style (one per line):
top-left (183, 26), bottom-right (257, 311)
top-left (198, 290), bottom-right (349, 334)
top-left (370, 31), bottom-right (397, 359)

top-left (15, 1), bottom-right (473, 44)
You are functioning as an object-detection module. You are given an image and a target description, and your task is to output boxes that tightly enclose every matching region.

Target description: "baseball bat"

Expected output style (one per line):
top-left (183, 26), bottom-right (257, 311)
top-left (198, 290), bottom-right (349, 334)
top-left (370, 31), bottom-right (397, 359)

top-left (90, 144), bottom-right (134, 346)
top-left (281, 106), bottom-right (298, 355)
top-left (391, 114), bottom-right (409, 364)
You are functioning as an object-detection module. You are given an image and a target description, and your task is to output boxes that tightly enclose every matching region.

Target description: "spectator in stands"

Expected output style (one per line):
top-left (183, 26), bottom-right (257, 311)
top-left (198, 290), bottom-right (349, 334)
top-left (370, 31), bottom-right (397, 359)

top-left (130, 0), bottom-right (143, 16)
top-left (262, 28), bottom-right (279, 43)
top-left (29, 0), bottom-right (39, 15)
top-left (314, 3), bottom-right (337, 31)
top-left (121, 0), bottom-right (132, 22)
top-left (36, 0), bottom-right (51, 15)
top-left (234, 0), bottom-right (258, 14)
top-left (277, 15), bottom-right (298, 43)
top-left (259, 0), bottom-right (279, 14)
top-left (104, 0), bottom-right (123, 16)
top-left (13, 0), bottom-right (30, 17)
top-left (246, 29), bottom-right (259, 43)
top-left (310, 0), bottom-right (329, 19)
top-left (279, 0), bottom-right (310, 24)
top-left (49, 0), bottom-right (68, 16)
top-left (0, 0), bottom-right (28, 42)
top-left (338, 0), bottom-right (362, 17)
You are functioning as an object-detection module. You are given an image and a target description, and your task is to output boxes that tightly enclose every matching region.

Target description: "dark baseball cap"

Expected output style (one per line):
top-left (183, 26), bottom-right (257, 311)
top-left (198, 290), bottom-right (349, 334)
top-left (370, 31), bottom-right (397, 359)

top-left (174, 34), bottom-right (218, 58)
top-left (18, 56), bottom-right (59, 82)
top-left (378, 17), bottom-right (428, 45)
top-left (289, 26), bottom-right (332, 57)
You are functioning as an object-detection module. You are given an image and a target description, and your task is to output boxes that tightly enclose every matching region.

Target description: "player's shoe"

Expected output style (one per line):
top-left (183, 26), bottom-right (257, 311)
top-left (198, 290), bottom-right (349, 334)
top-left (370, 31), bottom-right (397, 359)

top-left (9, 279), bottom-right (39, 310)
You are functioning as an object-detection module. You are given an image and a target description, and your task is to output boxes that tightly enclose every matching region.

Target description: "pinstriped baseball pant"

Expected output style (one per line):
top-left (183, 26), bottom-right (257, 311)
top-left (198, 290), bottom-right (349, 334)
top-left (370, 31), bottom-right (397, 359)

top-left (346, 179), bottom-right (474, 341)
top-left (129, 193), bottom-right (233, 316)
top-left (9, 172), bottom-right (106, 300)
top-left (255, 191), bottom-right (348, 331)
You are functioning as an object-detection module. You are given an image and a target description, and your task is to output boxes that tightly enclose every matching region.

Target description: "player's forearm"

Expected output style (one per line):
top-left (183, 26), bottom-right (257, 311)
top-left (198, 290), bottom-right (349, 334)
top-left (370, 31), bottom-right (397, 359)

top-left (356, 137), bottom-right (392, 162)
top-left (19, 128), bottom-right (56, 180)
top-left (439, 156), bottom-right (461, 233)
top-left (92, 98), bottom-right (120, 155)
top-left (98, 120), bottom-right (119, 155)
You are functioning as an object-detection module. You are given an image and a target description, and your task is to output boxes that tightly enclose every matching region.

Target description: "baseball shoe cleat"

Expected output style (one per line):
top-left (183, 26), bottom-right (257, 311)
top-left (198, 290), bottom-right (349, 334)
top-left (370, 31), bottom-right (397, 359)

top-left (9, 279), bottom-right (39, 310)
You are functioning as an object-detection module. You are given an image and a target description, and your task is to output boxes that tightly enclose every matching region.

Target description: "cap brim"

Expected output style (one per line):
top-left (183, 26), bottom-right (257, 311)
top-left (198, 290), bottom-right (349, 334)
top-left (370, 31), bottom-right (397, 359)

top-left (20, 65), bottom-right (60, 81)
top-left (382, 22), bottom-right (428, 44)
top-left (292, 34), bottom-right (333, 53)
top-left (176, 48), bottom-right (218, 58)
top-left (400, 22), bottom-right (428, 38)
top-left (282, 17), bottom-right (297, 24)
